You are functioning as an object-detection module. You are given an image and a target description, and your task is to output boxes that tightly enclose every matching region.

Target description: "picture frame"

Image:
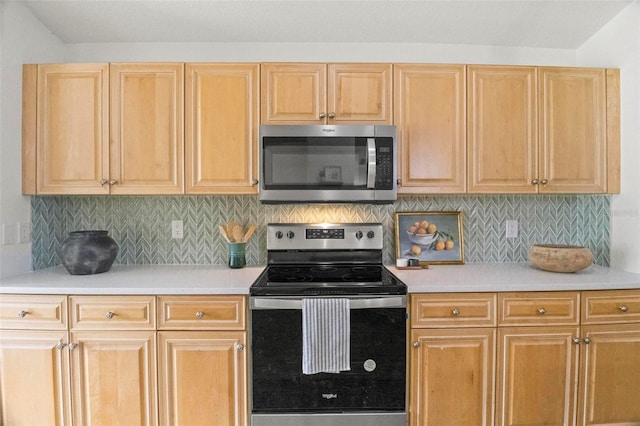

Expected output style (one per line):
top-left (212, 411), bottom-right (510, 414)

top-left (394, 211), bottom-right (464, 265)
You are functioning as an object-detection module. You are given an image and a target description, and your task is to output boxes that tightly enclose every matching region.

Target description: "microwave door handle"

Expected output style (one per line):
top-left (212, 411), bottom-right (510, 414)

top-left (366, 138), bottom-right (376, 189)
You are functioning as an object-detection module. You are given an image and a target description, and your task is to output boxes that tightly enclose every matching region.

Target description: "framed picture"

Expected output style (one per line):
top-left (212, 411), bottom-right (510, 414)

top-left (394, 211), bottom-right (464, 265)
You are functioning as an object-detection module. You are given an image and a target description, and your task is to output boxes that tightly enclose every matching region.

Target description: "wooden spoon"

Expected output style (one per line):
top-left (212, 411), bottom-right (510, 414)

top-left (242, 224), bottom-right (256, 242)
top-left (219, 225), bottom-right (231, 243)
top-left (226, 221), bottom-right (239, 241)
top-left (232, 225), bottom-right (244, 243)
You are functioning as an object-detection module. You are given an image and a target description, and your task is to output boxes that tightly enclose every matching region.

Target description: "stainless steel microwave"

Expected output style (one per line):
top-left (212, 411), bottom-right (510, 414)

top-left (259, 125), bottom-right (397, 204)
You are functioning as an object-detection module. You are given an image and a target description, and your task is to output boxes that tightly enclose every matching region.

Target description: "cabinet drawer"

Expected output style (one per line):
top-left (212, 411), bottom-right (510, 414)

top-left (581, 289), bottom-right (640, 324)
top-left (70, 295), bottom-right (156, 330)
top-left (498, 292), bottom-right (580, 326)
top-left (0, 294), bottom-right (68, 330)
top-left (410, 293), bottom-right (496, 328)
top-left (158, 295), bottom-right (246, 330)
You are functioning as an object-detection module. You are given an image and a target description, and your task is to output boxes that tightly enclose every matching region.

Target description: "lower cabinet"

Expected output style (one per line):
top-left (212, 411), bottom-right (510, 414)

top-left (410, 289), bottom-right (640, 426)
top-left (0, 294), bottom-right (248, 426)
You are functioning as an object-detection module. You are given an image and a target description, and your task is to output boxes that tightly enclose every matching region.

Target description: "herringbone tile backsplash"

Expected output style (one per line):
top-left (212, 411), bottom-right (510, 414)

top-left (31, 194), bottom-right (610, 269)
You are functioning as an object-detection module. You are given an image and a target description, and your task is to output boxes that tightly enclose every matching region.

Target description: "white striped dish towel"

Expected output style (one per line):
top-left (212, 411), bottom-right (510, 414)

top-left (302, 298), bottom-right (351, 375)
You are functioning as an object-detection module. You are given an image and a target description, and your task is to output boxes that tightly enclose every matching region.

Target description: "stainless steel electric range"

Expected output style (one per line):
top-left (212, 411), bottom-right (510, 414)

top-left (249, 223), bottom-right (407, 426)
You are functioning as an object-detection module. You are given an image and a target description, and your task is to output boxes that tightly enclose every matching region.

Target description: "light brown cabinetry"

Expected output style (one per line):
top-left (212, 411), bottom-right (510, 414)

top-left (110, 63), bottom-right (184, 194)
top-left (394, 64), bottom-right (466, 193)
top-left (23, 63), bottom-right (185, 195)
top-left (69, 295), bottom-right (157, 426)
top-left (0, 295), bottom-right (71, 425)
top-left (185, 63), bottom-right (259, 194)
top-left (157, 295), bottom-right (247, 426)
top-left (261, 62), bottom-right (392, 124)
top-left (468, 66), bottom-right (619, 194)
top-left (410, 293), bottom-right (497, 426)
top-left (496, 292), bottom-right (581, 426)
top-left (577, 290), bottom-right (640, 426)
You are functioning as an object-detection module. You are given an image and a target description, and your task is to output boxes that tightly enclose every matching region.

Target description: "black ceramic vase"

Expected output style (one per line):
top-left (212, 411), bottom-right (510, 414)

top-left (57, 230), bottom-right (119, 275)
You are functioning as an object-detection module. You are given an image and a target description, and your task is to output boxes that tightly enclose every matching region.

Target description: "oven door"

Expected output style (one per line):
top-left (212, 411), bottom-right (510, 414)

top-left (250, 296), bottom-right (407, 426)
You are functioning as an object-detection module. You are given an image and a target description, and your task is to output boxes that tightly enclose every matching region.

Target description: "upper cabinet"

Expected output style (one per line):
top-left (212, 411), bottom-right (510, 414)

top-left (467, 65), bottom-right (538, 194)
top-left (261, 63), bottom-right (392, 125)
top-left (110, 63), bottom-right (184, 194)
top-left (23, 63), bottom-right (185, 195)
top-left (467, 65), bottom-right (619, 194)
top-left (185, 63), bottom-right (259, 194)
top-left (25, 63), bottom-right (110, 195)
top-left (394, 64), bottom-right (466, 194)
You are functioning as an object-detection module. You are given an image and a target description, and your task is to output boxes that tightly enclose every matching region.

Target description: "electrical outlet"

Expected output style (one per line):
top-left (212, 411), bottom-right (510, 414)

top-left (18, 222), bottom-right (31, 244)
top-left (2, 224), bottom-right (17, 245)
top-left (171, 220), bottom-right (184, 239)
top-left (506, 220), bottom-right (519, 239)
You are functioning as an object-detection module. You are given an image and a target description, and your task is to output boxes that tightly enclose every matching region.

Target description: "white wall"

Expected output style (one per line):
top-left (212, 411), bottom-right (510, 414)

top-left (0, 2), bottom-right (64, 278)
top-left (578, 0), bottom-right (640, 273)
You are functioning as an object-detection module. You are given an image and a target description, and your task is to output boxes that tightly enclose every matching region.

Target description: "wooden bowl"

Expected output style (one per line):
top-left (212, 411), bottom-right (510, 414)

top-left (528, 244), bottom-right (593, 273)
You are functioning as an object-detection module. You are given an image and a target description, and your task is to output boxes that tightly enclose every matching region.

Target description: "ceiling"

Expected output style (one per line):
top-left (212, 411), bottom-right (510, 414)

top-left (16, 0), bottom-right (633, 49)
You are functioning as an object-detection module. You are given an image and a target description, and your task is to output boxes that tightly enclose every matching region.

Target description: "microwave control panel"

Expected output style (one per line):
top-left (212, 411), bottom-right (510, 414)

top-left (375, 138), bottom-right (394, 190)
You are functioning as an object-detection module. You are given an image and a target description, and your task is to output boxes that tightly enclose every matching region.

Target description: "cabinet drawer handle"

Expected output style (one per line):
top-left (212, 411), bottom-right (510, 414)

top-left (452, 308), bottom-right (460, 316)
top-left (105, 311), bottom-right (115, 319)
top-left (17, 310), bottom-right (29, 318)
top-left (532, 179), bottom-right (539, 185)
top-left (583, 337), bottom-right (592, 344)
top-left (68, 343), bottom-right (77, 350)
top-left (328, 112), bottom-right (336, 119)
top-left (541, 179), bottom-right (548, 185)
top-left (251, 179), bottom-right (259, 186)
top-left (412, 341), bottom-right (420, 348)
top-left (236, 343), bottom-right (245, 351)
top-left (319, 112), bottom-right (327, 119)
top-left (109, 179), bottom-right (118, 186)
top-left (100, 178), bottom-right (108, 186)
top-left (195, 311), bottom-right (204, 319)
top-left (56, 340), bottom-right (67, 350)
top-left (572, 338), bottom-right (581, 345)
top-left (537, 307), bottom-right (547, 315)
top-left (619, 305), bottom-right (629, 313)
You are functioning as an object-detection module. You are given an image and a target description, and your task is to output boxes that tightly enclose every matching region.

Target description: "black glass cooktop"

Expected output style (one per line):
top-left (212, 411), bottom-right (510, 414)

top-left (250, 264), bottom-right (407, 296)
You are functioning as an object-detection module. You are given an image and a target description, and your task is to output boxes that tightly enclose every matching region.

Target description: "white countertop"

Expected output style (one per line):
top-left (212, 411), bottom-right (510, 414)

top-left (390, 263), bottom-right (640, 293)
top-left (1, 263), bottom-right (639, 295)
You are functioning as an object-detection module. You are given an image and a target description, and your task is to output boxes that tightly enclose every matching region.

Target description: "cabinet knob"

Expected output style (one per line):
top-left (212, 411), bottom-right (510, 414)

top-left (532, 179), bottom-right (539, 185)
top-left (17, 310), bottom-right (29, 318)
top-left (619, 305), bottom-right (629, 313)
top-left (236, 343), bottom-right (245, 351)
top-left (56, 340), bottom-right (67, 350)
top-left (572, 338), bottom-right (581, 344)
top-left (105, 311), bottom-right (115, 320)
top-left (319, 112), bottom-right (327, 119)
top-left (541, 179), bottom-right (548, 185)
top-left (452, 308), bottom-right (460, 316)
top-left (396, 178), bottom-right (402, 186)
top-left (109, 179), bottom-right (118, 185)
top-left (100, 178), bottom-right (108, 186)
top-left (251, 179), bottom-right (259, 186)
top-left (583, 337), bottom-right (592, 344)
top-left (328, 112), bottom-right (336, 119)
top-left (68, 343), bottom-right (77, 350)
top-left (412, 341), bottom-right (420, 348)
top-left (195, 311), bottom-right (204, 319)
top-left (537, 307), bottom-right (547, 315)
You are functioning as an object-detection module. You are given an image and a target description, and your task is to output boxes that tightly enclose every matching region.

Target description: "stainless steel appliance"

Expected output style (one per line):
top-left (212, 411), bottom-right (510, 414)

top-left (259, 125), bottom-right (397, 204)
top-left (250, 223), bottom-right (407, 426)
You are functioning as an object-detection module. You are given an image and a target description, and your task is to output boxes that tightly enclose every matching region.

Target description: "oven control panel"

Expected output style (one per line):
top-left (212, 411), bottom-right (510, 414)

top-left (267, 223), bottom-right (383, 250)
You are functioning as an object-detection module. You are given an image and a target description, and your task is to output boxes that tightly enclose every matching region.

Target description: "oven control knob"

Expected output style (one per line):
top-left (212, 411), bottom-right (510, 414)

top-left (355, 231), bottom-right (363, 240)
top-left (367, 231), bottom-right (375, 239)
top-left (286, 231), bottom-right (295, 239)
top-left (275, 231), bottom-right (283, 239)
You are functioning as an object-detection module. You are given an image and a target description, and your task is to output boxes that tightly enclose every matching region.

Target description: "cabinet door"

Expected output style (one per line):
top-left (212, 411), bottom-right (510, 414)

top-left (36, 63), bottom-right (110, 194)
top-left (328, 63), bottom-right (392, 124)
top-left (496, 327), bottom-right (580, 426)
top-left (158, 331), bottom-right (247, 426)
top-left (0, 330), bottom-right (71, 426)
top-left (578, 324), bottom-right (640, 426)
top-left (110, 63), bottom-right (184, 194)
top-left (261, 63), bottom-right (326, 124)
top-left (394, 64), bottom-right (466, 193)
top-left (539, 67), bottom-right (607, 193)
top-left (468, 66), bottom-right (538, 193)
top-left (186, 63), bottom-right (259, 194)
top-left (410, 328), bottom-right (495, 426)
top-left (70, 331), bottom-right (157, 426)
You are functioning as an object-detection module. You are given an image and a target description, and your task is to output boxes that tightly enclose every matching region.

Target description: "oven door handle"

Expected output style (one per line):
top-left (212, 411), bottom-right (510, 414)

top-left (250, 296), bottom-right (406, 310)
